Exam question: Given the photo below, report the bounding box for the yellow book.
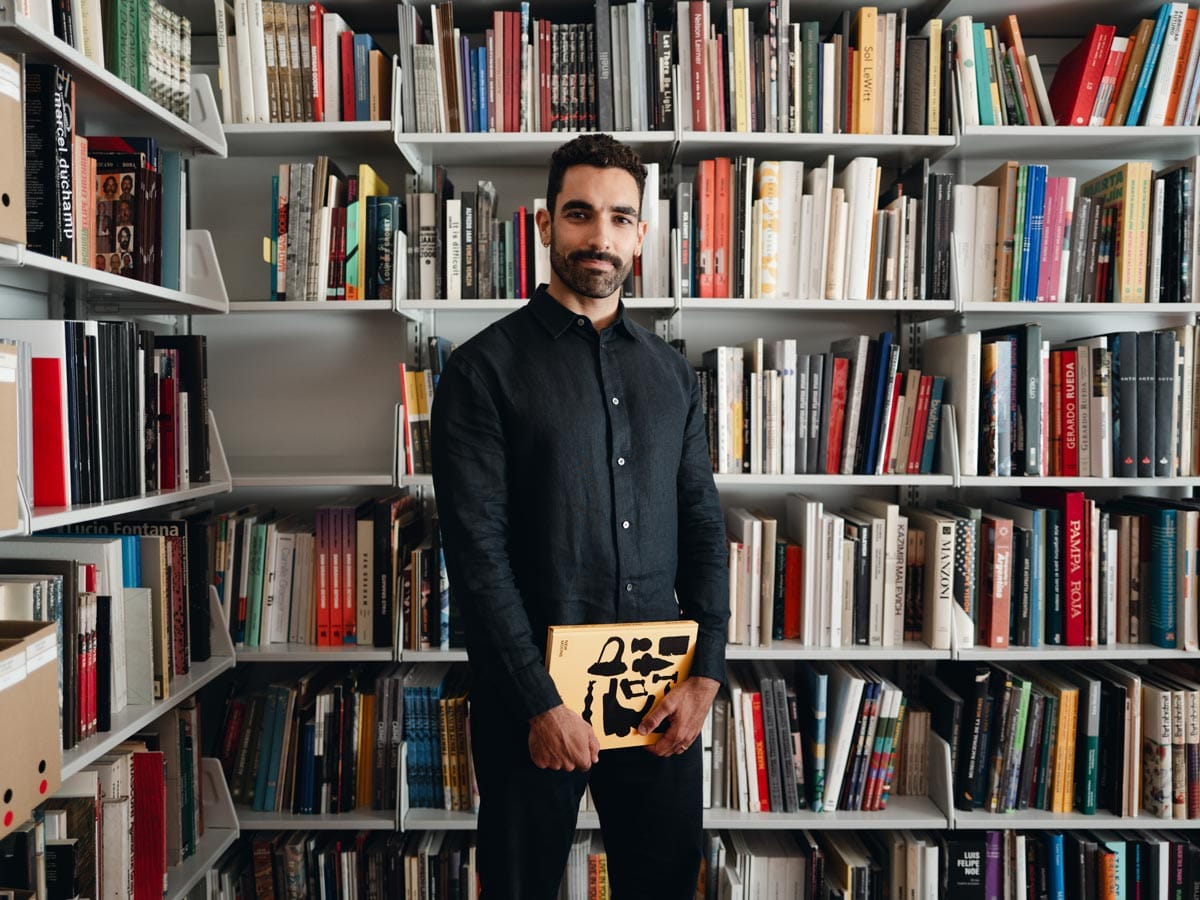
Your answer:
[545,620,699,749]
[923,18,942,135]
[983,28,1003,123]
[755,161,781,298]
[733,9,748,132]
[854,6,878,134]
[350,163,390,300]
[1079,162,1153,302]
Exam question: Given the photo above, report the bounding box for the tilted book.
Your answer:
[545,620,698,750]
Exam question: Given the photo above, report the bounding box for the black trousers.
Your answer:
[469,693,703,900]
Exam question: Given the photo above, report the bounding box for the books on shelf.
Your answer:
[956,6,1200,128]
[218,663,408,815]
[19,0,192,119]
[399,2,946,136]
[212,491,429,651]
[213,0,392,125]
[23,69,190,289]
[699,331,946,477]
[934,326,1200,480]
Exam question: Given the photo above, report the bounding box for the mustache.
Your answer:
[568,250,623,267]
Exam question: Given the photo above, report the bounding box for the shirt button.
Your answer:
[611,397,620,406]
[577,317,586,326]
[617,457,626,466]
[625,583,633,592]
[622,520,630,529]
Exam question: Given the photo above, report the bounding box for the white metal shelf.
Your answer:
[952,125,1200,160]
[229,300,396,313]
[62,652,235,780]
[402,648,468,663]
[165,759,239,900]
[236,644,395,663]
[957,475,1200,488]
[682,299,956,312]
[951,808,1200,829]
[955,643,1196,661]
[30,411,232,532]
[714,474,953,487]
[959,301,1200,315]
[0,239,228,314]
[0,14,225,155]
[229,453,393,488]
[396,131,676,167]
[727,640,950,661]
[402,798,945,831]
[674,132,955,168]
[224,121,396,157]
[236,808,396,830]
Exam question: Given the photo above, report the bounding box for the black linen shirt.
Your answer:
[430,286,729,723]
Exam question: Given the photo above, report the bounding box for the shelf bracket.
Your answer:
[0,240,24,268]
[185,230,230,309]
[189,74,228,158]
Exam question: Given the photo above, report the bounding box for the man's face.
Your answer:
[545,165,644,300]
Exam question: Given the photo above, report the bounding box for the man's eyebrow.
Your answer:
[559,199,639,217]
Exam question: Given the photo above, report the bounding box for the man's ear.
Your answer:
[634,220,649,257]
[535,206,553,248]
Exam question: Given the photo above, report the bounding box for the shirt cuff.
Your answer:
[689,630,727,686]
[510,658,565,721]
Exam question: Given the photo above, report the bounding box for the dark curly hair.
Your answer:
[546,134,646,216]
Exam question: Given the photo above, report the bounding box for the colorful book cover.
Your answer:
[545,620,698,749]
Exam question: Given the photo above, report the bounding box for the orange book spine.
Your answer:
[316,508,331,646]
[1166,9,1198,125]
[342,507,356,643]
[696,160,715,298]
[714,157,732,299]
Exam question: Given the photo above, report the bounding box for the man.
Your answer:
[431,134,728,900]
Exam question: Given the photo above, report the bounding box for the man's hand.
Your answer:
[637,675,721,757]
[528,704,600,772]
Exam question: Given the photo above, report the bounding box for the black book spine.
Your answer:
[1155,330,1177,477]
[23,65,73,261]
[83,332,100,506]
[1082,198,1103,304]
[1013,526,1032,645]
[1164,172,1182,304]
[1181,170,1193,304]
[904,37,928,135]
[365,195,379,299]
[1045,508,1064,644]
[460,192,476,299]
[1016,690,1042,809]
[185,515,212,662]
[853,526,870,645]
[63,323,83,504]
[139,329,158,493]
[1137,330,1157,476]
[95,594,112,732]
[1116,332,1138,476]
[373,503,393,648]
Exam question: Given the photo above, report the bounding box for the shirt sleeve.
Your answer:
[674,364,730,684]
[430,356,563,721]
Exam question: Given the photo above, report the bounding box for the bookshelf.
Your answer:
[0,12,226,155]
[19,0,1190,892]
[164,758,240,900]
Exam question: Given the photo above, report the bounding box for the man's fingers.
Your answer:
[637,694,678,735]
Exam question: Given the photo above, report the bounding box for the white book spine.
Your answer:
[178,391,190,487]
[445,198,462,301]
[821,43,835,133]
[973,186,998,303]
[247,0,270,122]
[1150,178,1166,304]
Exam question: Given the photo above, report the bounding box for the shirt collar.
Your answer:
[529,285,642,343]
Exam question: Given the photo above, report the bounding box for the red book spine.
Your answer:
[690,1,708,130]
[219,699,246,775]
[329,506,344,645]
[825,357,850,474]
[1060,491,1088,646]
[1061,349,1079,477]
[517,207,529,298]
[309,3,325,121]
[507,11,520,132]
[783,543,803,639]
[342,507,356,644]
[131,752,167,900]
[906,375,933,475]
[88,598,97,735]
[714,157,731,298]
[316,508,331,646]
[881,376,903,474]
[30,357,69,507]
[1050,349,1064,476]
[1048,25,1114,126]
[340,30,355,121]
[751,692,770,812]
[983,517,1013,648]
[487,19,499,132]
[158,375,177,491]
[696,160,715,298]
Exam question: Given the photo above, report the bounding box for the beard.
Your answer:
[548,239,632,300]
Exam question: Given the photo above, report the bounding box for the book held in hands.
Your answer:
[545,620,698,750]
